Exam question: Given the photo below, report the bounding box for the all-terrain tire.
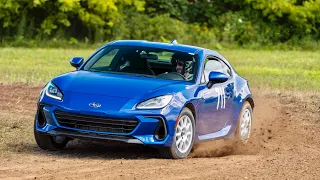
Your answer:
[160,107,195,159]
[235,101,253,144]
[34,120,68,150]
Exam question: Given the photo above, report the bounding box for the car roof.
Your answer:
[106,40,205,54]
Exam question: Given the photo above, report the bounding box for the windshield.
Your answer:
[83,45,198,82]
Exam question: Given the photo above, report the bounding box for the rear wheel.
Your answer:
[34,120,69,150]
[236,101,253,144]
[161,107,195,159]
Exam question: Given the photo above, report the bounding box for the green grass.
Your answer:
[221,50,320,91]
[0,48,94,84]
[0,48,319,91]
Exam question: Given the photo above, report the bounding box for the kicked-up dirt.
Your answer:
[0,84,319,180]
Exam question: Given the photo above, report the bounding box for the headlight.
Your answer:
[45,82,63,101]
[136,95,173,109]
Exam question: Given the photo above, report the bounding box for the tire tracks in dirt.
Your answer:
[0,84,319,179]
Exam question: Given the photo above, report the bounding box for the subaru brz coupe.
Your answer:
[34,40,254,159]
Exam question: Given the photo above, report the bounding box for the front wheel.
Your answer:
[235,101,253,144]
[34,120,69,150]
[160,107,195,159]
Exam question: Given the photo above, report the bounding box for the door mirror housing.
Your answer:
[70,57,84,69]
[207,71,229,88]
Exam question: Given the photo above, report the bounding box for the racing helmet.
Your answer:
[171,52,195,75]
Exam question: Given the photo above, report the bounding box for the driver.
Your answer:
[171,53,194,81]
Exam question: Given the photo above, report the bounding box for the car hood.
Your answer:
[52,70,188,99]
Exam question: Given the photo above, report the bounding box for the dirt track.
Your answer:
[0,84,319,180]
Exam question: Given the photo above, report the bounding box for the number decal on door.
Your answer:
[216,86,226,110]
[199,86,226,110]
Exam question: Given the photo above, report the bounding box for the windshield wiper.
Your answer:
[88,69,99,72]
[88,69,110,73]
[87,70,155,78]
[131,73,156,78]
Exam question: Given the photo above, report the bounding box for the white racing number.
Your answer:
[200,86,226,110]
[216,86,226,110]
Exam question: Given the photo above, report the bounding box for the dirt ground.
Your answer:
[0,84,319,180]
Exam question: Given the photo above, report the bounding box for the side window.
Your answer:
[91,49,119,69]
[203,59,223,82]
[221,61,231,76]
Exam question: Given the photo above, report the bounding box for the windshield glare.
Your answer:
[83,45,197,82]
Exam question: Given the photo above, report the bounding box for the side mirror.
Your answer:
[70,57,84,69]
[208,71,229,88]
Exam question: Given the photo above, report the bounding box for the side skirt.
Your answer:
[197,125,231,141]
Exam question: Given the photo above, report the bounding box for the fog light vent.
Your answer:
[153,117,167,141]
[37,105,47,127]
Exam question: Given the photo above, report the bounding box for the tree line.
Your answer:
[0,0,319,48]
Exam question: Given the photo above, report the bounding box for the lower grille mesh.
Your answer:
[54,111,138,133]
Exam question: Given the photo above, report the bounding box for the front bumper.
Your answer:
[35,103,178,147]
[47,129,143,144]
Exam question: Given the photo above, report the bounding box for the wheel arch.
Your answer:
[245,96,254,109]
[185,103,196,122]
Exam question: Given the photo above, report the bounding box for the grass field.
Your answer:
[0,47,320,179]
[0,47,319,91]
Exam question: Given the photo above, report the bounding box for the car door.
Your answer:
[197,57,234,137]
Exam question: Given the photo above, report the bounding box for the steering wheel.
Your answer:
[157,72,186,80]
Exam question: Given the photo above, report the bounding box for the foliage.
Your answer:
[0,0,145,41]
[118,13,218,47]
[0,0,319,48]
[246,0,320,40]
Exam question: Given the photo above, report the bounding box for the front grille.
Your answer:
[54,111,138,133]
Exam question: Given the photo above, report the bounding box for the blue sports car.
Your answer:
[34,40,254,159]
